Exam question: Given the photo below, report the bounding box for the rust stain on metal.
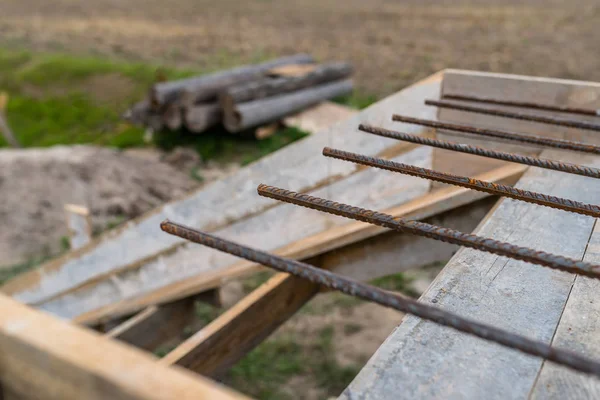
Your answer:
[358,124,600,179]
[160,219,600,378]
[392,114,600,154]
[425,99,600,132]
[256,184,600,280]
[322,147,600,218]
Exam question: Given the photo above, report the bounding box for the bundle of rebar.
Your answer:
[123,54,353,136]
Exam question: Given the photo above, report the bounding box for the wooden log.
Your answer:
[162,103,183,131]
[184,104,221,133]
[220,62,352,108]
[151,54,314,108]
[161,197,496,377]
[0,293,250,400]
[223,79,353,133]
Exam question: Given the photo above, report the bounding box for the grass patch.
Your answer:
[228,335,304,400]
[241,270,275,294]
[1,47,372,166]
[227,323,362,399]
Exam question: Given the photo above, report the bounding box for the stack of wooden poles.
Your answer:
[125,54,353,135]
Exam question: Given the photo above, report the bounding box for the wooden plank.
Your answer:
[428,69,600,184]
[64,204,92,250]
[105,288,221,351]
[105,298,194,352]
[340,150,600,400]
[283,101,358,134]
[0,294,250,400]
[42,145,434,321]
[2,72,442,307]
[530,221,600,398]
[71,163,524,326]
[160,196,496,377]
[223,79,353,132]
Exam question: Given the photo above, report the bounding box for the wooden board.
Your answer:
[40,146,434,321]
[340,149,600,399]
[64,204,92,250]
[427,69,600,181]
[1,72,442,307]
[160,197,496,377]
[283,101,358,134]
[69,163,525,326]
[0,294,250,400]
[530,221,600,398]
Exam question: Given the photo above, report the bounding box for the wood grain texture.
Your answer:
[428,70,600,183]
[0,294,250,400]
[340,149,600,400]
[530,221,600,399]
[1,72,442,307]
[160,197,496,378]
[70,163,524,326]
[160,274,319,376]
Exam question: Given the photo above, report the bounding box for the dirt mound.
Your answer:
[0,145,198,269]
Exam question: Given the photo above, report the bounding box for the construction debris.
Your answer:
[125,54,354,136]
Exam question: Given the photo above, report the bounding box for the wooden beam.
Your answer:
[0,294,250,400]
[105,289,221,352]
[160,274,319,375]
[160,196,496,376]
[73,162,526,326]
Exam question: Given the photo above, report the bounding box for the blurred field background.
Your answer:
[1,1,599,399]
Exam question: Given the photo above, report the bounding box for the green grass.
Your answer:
[227,325,362,400]
[0,47,373,165]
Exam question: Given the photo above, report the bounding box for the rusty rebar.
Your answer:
[392,114,600,155]
[160,219,600,378]
[257,184,600,279]
[322,147,600,218]
[443,94,600,117]
[358,124,600,179]
[426,99,600,132]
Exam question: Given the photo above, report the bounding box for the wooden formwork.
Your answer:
[3,69,600,399]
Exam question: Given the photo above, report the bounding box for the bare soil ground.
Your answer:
[2,0,599,97]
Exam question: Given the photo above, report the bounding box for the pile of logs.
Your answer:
[124,54,353,136]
